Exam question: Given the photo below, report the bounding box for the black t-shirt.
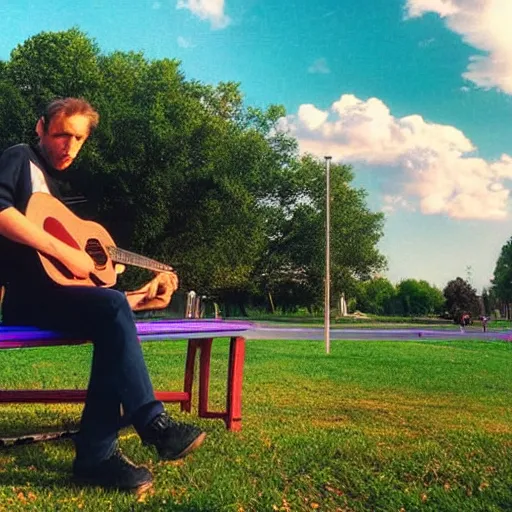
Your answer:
[0,144,63,291]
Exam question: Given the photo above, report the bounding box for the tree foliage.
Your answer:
[355,277,444,316]
[395,279,445,316]
[356,277,397,315]
[258,155,386,312]
[443,277,480,321]
[5,28,102,117]
[0,80,31,152]
[490,237,512,319]
[491,237,512,303]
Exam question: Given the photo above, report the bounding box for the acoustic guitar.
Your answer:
[26,192,174,287]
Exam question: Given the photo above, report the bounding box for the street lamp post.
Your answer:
[324,156,332,354]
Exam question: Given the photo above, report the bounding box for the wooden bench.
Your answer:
[0,319,253,431]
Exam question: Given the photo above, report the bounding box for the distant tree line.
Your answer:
[350,276,485,322]
[354,278,444,316]
[0,28,386,314]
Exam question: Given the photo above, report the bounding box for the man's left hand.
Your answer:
[125,272,179,311]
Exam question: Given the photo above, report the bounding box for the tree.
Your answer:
[0,80,31,152]
[481,287,497,317]
[86,53,272,302]
[491,236,512,319]
[443,277,480,321]
[356,277,397,315]
[395,279,445,316]
[258,155,386,312]
[5,27,102,116]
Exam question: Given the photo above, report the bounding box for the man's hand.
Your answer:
[125,272,179,311]
[0,206,96,279]
[0,206,95,279]
[56,243,96,279]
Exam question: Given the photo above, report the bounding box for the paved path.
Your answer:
[245,324,512,341]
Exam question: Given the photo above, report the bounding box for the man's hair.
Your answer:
[42,97,100,133]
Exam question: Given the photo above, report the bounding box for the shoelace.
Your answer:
[150,414,172,432]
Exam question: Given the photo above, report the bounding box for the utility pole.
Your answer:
[324,156,332,354]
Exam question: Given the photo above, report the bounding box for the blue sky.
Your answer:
[1,0,511,292]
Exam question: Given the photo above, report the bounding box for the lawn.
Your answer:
[0,337,510,511]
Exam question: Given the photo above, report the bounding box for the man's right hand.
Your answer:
[0,206,95,279]
[56,242,96,279]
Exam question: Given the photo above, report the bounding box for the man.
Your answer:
[0,97,205,493]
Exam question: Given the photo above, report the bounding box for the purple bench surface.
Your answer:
[0,319,254,348]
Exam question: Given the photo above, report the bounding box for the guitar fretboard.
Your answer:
[107,246,174,273]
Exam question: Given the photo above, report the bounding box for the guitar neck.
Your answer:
[108,246,174,273]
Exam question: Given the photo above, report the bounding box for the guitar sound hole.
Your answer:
[85,239,108,268]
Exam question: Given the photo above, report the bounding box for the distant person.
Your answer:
[459,313,470,333]
[480,315,489,333]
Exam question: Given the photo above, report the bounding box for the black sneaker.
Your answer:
[141,413,206,461]
[72,449,153,494]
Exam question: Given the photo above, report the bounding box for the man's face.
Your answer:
[38,113,91,171]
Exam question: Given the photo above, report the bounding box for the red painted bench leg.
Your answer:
[225,336,245,431]
[198,338,213,418]
[181,340,198,413]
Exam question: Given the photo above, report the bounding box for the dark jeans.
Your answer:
[2,284,164,466]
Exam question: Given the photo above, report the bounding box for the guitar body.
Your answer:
[26,192,117,287]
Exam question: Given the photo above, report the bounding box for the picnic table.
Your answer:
[0,319,253,431]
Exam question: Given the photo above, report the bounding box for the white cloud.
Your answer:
[382,195,416,214]
[177,36,194,48]
[308,58,330,74]
[405,0,459,18]
[297,104,329,131]
[280,93,512,220]
[405,0,512,94]
[177,0,230,29]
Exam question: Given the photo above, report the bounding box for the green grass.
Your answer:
[242,312,511,331]
[0,338,511,511]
